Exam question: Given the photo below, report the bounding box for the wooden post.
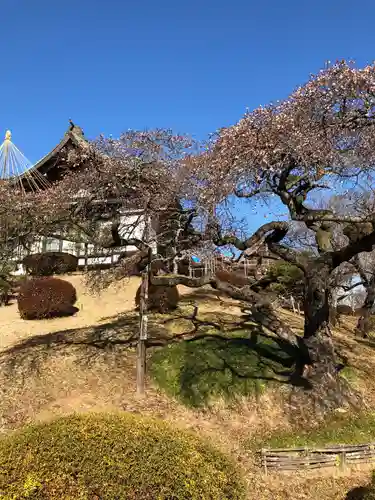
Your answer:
[291,295,296,313]
[261,449,267,475]
[136,216,152,396]
[339,450,347,472]
[137,267,149,396]
[84,243,88,272]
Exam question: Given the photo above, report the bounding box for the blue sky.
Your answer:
[3,0,375,231]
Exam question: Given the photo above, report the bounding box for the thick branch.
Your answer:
[332,230,375,268]
[340,280,366,294]
[351,256,371,286]
[266,242,306,269]
[234,186,266,198]
[150,274,213,288]
[299,212,375,225]
[151,272,299,346]
[214,221,290,252]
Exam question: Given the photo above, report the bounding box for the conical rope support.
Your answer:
[0,130,51,193]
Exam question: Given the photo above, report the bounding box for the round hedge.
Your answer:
[0,412,245,499]
[362,476,375,499]
[22,252,78,276]
[17,277,77,320]
[135,283,179,313]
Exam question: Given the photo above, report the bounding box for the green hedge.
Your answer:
[0,412,245,499]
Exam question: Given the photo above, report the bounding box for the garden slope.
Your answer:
[0,274,375,499]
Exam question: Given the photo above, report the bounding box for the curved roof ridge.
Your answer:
[28,121,88,174]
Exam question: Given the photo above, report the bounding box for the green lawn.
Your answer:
[247,412,375,450]
[150,328,296,407]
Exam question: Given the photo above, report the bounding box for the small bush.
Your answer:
[215,269,250,287]
[0,277,11,306]
[336,304,355,316]
[0,261,18,306]
[358,485,375,500]
[135,283,179,313]
[0,412,245,499]
[17,277,78,320]
[23,252,78,276]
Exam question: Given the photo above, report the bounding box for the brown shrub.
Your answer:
[23,252,78,276]
[0,277,11,306]
[135,283,179,313]
[336,304,355,316]
[17,277,78,320]
[215,269,250,287]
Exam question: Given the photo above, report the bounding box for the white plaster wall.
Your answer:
[12,210,152,274]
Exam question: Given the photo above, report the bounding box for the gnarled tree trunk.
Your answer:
[357,277,375,337]
[289,265,361,422]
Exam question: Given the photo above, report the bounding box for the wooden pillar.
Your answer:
[84,243,88,272]
[137,264,149,396]
[136,216,152,396]
[291,295,296,313]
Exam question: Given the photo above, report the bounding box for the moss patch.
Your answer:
[150,329,295,407]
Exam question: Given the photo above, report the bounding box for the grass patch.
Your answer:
[339,365,359,385]
[150,329,296,407]
[0,412,246,499]
[247,412,375,450]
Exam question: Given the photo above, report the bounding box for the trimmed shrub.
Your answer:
[0,412,245,499]
[23,252,78,276]
[351,485,374,499]
[135,283,179,313]
[336,304,355,316]
[0,261,18,306]
[0,277,11,306]
[17,277,78,320]
[215,269,250,287]
[362,480,375,499]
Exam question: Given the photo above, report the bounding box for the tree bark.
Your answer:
[289,264,361,422]
[357,276,375,337]
[303,265,331,341]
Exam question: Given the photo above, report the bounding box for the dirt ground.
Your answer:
[0,275,141,351]
[0,274,242,350]
[0,273,374,499]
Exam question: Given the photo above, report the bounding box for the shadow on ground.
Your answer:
[0,304,307,411]
[0,311,166,375]
[150,325,300,407]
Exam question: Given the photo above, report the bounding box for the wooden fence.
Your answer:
[261,443,375,473]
